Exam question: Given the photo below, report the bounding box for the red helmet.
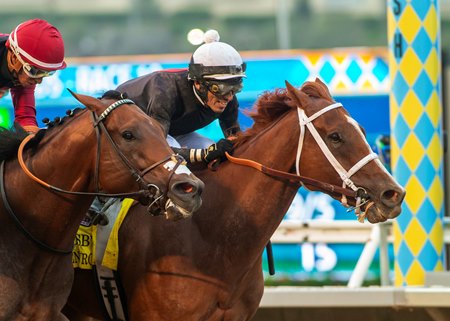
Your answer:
[6,19,66,73]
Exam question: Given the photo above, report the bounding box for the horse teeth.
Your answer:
[356,213,366,223]
[164,199,192,219]
[358,213,366,223]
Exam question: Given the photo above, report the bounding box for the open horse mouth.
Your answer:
[164,179,204,221]
[164,198,199,221]
[356,186,406,223]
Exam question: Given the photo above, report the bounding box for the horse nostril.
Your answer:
[381,188,406,206]
[176,182,195,194]
[172,180,204,197]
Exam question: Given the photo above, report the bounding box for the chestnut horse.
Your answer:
[65,79,405,321]
[0,91,203,321]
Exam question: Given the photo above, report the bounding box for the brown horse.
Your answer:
[0,91,203,321]
[65,79,405,321]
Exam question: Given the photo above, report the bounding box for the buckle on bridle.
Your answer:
[356,187,369,201]
[145,184,164,216]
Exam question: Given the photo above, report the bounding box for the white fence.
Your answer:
[260,218,450,310]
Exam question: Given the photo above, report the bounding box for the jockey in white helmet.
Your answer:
[117,30,246,164]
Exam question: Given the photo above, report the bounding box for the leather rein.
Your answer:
[2,99,181,254]
[225,152,357,198]
[17,99,180,199]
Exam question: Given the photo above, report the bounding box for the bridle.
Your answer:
[17,99,182,199]
[1,99,183,254]
[226,102,378,222]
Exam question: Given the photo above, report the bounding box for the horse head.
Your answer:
[54,90,204,220]
[283,78,405,223]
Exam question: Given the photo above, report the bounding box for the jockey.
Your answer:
[116,29,245,164]
[0,19,66,133]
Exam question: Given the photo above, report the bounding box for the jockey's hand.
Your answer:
[23,125,40,134]
[203,139,234,163]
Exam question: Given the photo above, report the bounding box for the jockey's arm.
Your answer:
[11,85,38,131]
[172,138,234,164]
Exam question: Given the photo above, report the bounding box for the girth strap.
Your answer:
[0,161,73,254]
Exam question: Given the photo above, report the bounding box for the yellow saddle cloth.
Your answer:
[72,198,134,270]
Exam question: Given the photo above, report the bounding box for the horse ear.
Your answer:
[314,78,333,97]
[67,88,104,112]
[285,80,309,108]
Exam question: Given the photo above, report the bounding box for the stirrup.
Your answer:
[87,209,109,226]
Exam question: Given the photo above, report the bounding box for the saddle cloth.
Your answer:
[72,198,134,270]
[73,198,134,321]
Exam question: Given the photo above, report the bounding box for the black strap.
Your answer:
[93,266,115,321]
[0,161,73,255]
[93,266,129,321]
[266,241,275,276]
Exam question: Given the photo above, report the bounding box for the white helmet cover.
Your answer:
[189,30,246,81]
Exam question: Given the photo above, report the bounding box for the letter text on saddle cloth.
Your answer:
[72,198,134,270]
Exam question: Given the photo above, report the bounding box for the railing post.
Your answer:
[387,0,445,285]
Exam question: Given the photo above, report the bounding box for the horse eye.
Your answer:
[122,131,135,141]
[328,132,342,143]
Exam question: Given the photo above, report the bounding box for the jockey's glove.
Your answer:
[173,139,234,164]
[203,139,234,163]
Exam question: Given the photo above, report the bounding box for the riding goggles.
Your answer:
[205,80,243,99]
[16,53,56,78]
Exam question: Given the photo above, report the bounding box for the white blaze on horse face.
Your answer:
[345,116,372,152]
[374,158,392,176]
[346,116,375,154]
[346,115,392,176]
[163,160,193,175]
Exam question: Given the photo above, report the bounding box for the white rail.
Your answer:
[271,220,392,244]
[271,218,450,244]
[260,286,450,307]
[270,218,450,287]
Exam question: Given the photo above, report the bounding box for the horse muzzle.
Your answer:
[143,176,204,220]
[359,185,406,223]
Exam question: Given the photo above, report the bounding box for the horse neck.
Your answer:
[4,120,97,248]
[199,110,301,256]
[30,121,97,192]
[240,111,299,168]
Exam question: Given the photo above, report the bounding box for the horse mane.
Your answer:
[0,124,28,162]
[0,107,86,163]
[25,90,125,148]
[0,90,125,162]
[234,80,333,147]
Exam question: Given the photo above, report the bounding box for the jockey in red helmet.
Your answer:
[0,19,66,133]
